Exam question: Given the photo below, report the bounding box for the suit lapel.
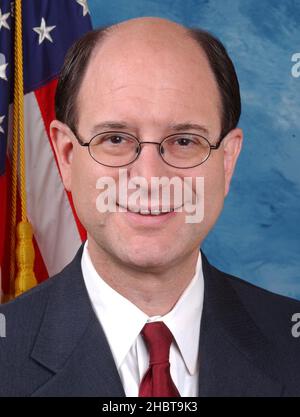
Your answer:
[198,252,284,397]
[30,245,125,397]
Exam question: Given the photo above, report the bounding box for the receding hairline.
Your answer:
[99,16,189,38]
[55,18,241,138]
[74,18,219,120]
[86,17,197,63]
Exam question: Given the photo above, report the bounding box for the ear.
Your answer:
[50,120,75,191]
[222,128,243,197]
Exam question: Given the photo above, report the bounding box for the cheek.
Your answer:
[70,155,105,223]
[204,163,225,197]
[204,173,225,213]
[192,158,225,225]
[205,169,225,226]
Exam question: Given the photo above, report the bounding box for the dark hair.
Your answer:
[55,28,109,132]
[55,26,241,138]
[188,28,241,138]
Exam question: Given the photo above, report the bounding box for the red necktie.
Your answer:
[139,321,180,397]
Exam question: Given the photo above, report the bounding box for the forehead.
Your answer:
[76,26,222,135]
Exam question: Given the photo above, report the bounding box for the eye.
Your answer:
[175,137,195,146]
[168,135,200,147]
[92,133,134,147]
[104,134,126,145]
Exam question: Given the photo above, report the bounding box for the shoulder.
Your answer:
[219,266,300,315]
[209,262,300,351]
[0,270,64,360]
[0,244,84,322]
[0,261,70,317]
[0,245,84,364]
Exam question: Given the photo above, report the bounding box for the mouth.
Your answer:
[116,203,182,216]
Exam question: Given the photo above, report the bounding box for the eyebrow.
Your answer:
[90,121,210,136]
[169,123,210,136]
[90,121,129,134]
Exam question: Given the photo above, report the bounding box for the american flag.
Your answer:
[0,0,91,301]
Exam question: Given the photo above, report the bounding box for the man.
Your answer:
[1,17,300,397]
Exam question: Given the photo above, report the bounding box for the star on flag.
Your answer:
[33,17,56,45]
[0,115,5,134]
[0,8,10,31]
[76,0,90,17]
[0,54,8,81]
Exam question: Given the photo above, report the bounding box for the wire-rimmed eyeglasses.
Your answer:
[75,130,224,169]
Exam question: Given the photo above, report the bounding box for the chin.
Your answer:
[119,243,174,270]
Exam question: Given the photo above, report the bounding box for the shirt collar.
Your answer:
[81,241,204,375]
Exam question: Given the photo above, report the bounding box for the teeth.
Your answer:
[137,208,175,215]
[118,202,177,214]
[151,210,163,215]
[120,205,175,215]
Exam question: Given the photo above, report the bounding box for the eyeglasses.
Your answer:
[75,130,224,169]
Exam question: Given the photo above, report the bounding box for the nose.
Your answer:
[128,141,170,181]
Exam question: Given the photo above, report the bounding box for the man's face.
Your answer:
[52,20,242,271]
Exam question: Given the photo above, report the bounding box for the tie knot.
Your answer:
[141,321,174,365]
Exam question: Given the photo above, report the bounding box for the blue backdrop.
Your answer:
[88,0,300,299]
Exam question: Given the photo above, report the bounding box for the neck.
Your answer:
[87,238,200,316]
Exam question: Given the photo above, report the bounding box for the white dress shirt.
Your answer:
[81,241,204,397]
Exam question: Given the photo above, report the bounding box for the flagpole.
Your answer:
[10,0,37,298]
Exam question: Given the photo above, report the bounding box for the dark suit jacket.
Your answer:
[1,244,300,397]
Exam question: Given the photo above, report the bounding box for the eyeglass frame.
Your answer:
[73,129,225,169]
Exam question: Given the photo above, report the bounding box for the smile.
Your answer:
[116,203,181,216]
